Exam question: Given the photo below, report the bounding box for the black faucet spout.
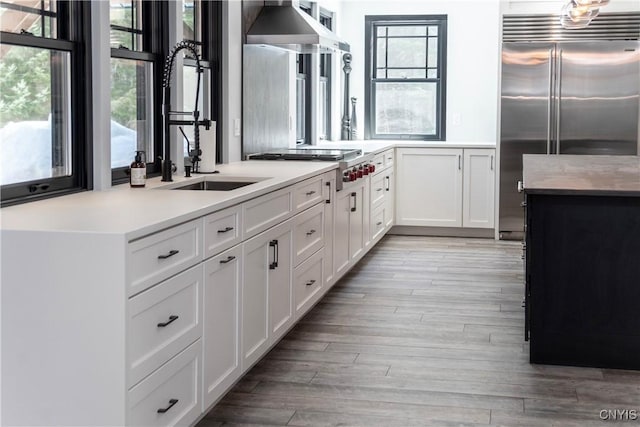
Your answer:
[161,41,209,182]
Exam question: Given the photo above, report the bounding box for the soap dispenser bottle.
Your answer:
[130,151,146,188]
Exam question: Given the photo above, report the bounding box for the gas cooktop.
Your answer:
[248,148,362,162]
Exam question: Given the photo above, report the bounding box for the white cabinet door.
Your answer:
[384,170,395,228]
[268,222,294,343]
[203,245,242,411]
[334,188,351,278]
[241,232,270,369]
[349,183,366,261]
[323,174,336,288]
[241,220,293,370]
[463,149,495,229]
[396,148,463,227]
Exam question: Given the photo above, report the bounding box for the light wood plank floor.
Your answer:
[197,235,640,427]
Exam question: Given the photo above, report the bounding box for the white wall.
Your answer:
[338,0,501,144]
[501,0,640,15]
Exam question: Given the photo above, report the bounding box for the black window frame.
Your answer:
[110,0,167,184]
[181,0,223,164]
[0,0,93,206]
[296,3,312,145]
[364,15,447,141]
[319,11,332,141]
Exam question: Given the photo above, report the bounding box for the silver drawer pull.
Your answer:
[157,399,179,414]
[306,190,316,196]
[376,221,383,226]
[305,280,316,286]
[157,315,179,328]
[158,250,179,260]
[376,188,383,192]
[306,229,316,236]
[377,162,382,166]
[217,226,234,233]
[220,255,236,264]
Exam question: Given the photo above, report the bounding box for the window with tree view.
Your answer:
[365,15,447,140]
[0,0,90,204]
[110,0,164,182]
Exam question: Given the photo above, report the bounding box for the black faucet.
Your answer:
[161,41,211,182]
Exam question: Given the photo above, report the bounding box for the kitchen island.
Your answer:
[523,154,640,370]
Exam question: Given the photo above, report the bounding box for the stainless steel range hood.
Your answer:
[246,0,350,54]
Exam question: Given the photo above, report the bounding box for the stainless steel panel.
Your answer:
[557,41,640,155]
[499,43,554,237]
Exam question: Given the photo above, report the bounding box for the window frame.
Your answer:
[0,0,93,206]
[318,11,332,141]
[110,0,167,184]
[364,14,447,141]
[181,0,223,164]
[295,3,312,146]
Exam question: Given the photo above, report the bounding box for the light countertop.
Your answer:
[315,140,496,154]
[523,154,640,196]
[0,161,337,240]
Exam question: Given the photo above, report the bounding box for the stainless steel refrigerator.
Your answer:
[499,41,640,240]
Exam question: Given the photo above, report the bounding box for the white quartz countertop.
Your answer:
[315,140,496,154]
[0,161,337,240]
[523,154,640,195]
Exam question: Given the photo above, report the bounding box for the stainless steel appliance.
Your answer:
[499,15,640,240]
[247,148,367,190]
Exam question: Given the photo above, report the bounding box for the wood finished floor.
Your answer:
[196,235,640,427]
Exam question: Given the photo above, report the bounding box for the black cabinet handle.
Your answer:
[306,229,316,236]
[158,250,179,260]
[350,192,357,212]
[157,315,179,328]
[306,280,316,286]
[269,240,278,270]
[376,188,383,192]
[377,221,383,226]
[306,190,316,196]
[325,181,331,204]
[157,399,179,414]
[385,176,390,191]
[217,226,234,233]
[220,255,236,264]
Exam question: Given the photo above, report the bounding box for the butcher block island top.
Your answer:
[522,154,640,195]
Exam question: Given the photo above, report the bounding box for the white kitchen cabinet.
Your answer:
[397,148,463,227]
[241,219,293,370]
[334,177,368,277]
[463,149,495,229]
[202,245,242,411]
[396,148,495,229]
[322,171,336,288]
[293,248,324,318]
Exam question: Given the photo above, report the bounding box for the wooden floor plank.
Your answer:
[196,235,639,427]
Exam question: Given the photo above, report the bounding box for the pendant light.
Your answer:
[560,0,610,29]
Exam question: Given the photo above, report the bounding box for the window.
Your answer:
[0,0,91,205]
[319,12,332,140]
[365,15,447,140]
[296,3,312,145]
[181,0,221,164]
[110,0,166,183]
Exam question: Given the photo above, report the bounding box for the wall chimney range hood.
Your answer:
[246,0,350,54]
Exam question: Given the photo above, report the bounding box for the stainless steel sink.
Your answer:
[171,181,258,191]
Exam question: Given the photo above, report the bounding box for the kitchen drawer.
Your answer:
[128,340,201,427]
[127,265,203,388]
[293,202,324,266]
[371,153,385,174]
[243,186,293,240]
[293,248,324,317]
[204,205,242,259]
[293,175,324,212]
[127,219,203,297]
[383,149,395,169]
[371,205,386,242]
[370,173,386,210]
